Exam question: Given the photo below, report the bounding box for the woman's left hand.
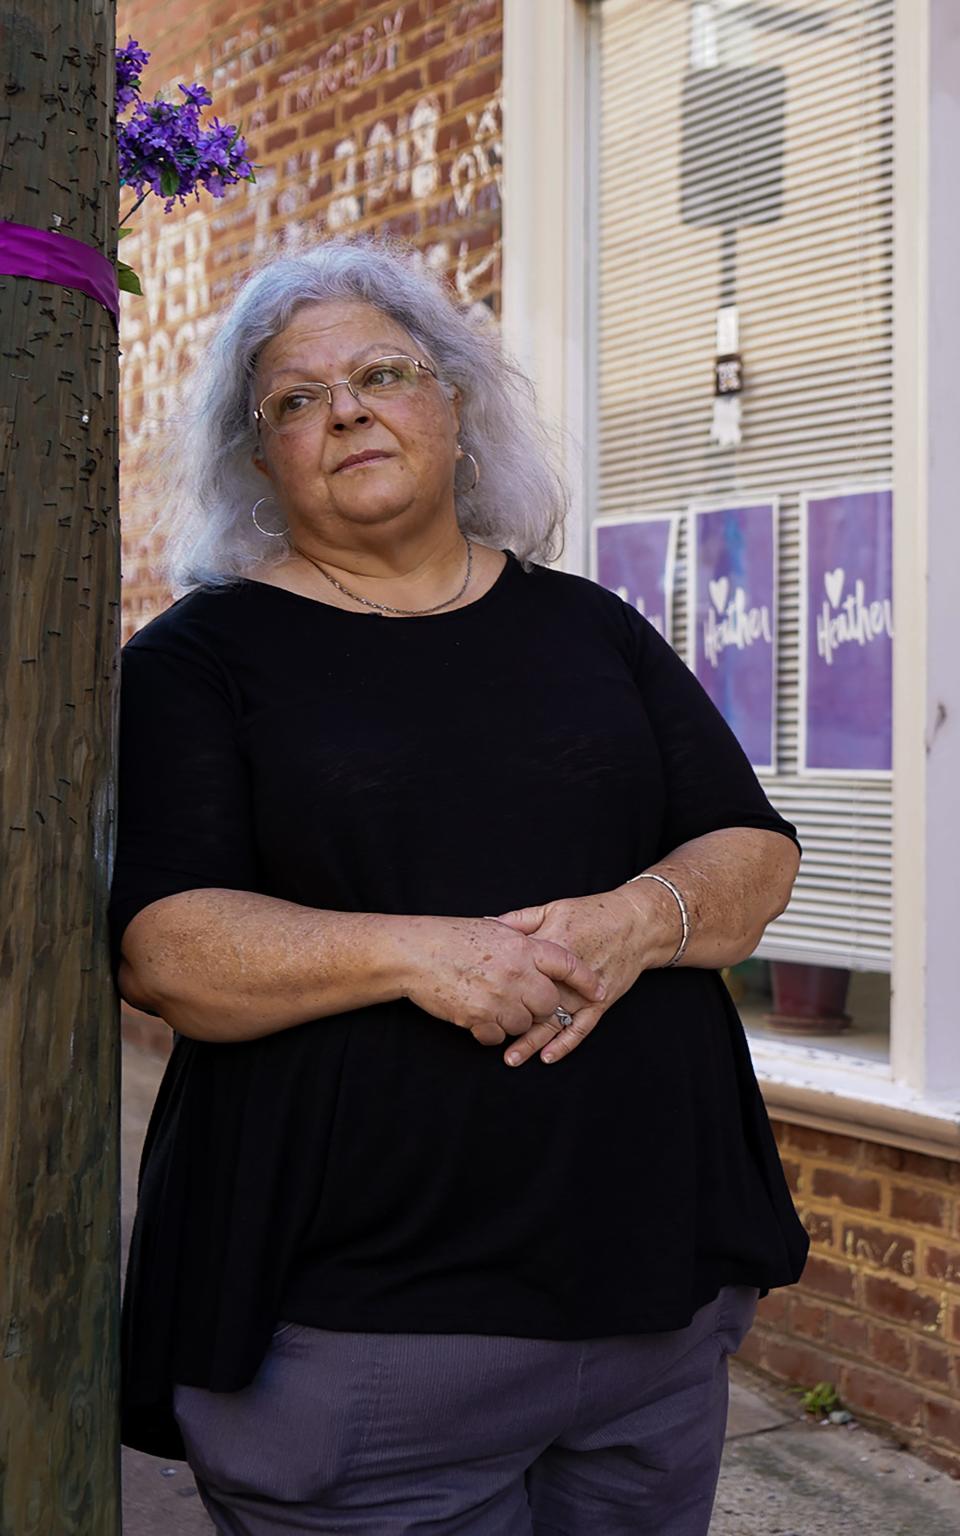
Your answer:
[491,889,658,1066]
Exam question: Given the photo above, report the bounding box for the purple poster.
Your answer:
[688,501,778,772]
[593,515,678,639]
[801,487,893,775]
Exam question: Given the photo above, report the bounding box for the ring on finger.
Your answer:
[553,1006,574,1029]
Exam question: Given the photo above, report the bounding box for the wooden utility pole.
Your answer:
[0,3,121,1533]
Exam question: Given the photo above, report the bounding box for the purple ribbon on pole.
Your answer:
[0,220,119,320]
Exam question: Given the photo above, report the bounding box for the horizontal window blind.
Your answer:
[593,0,894,969]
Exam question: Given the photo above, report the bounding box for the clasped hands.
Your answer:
[401,889,656,1068]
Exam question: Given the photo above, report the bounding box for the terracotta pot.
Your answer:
[764,960,852,1035]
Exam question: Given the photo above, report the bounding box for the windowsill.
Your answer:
[746,1032,960,1160]
[743,1014,890,1065]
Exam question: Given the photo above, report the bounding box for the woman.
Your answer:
[112,237,808,1535]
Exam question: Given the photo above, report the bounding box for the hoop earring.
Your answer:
[456,448,480,494]
[251,496,288,538]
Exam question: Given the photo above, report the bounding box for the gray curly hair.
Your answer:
[157,237,568,591]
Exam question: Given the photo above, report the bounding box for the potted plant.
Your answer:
[764,960,852,1035]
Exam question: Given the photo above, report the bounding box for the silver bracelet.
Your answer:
[628,872,690,968]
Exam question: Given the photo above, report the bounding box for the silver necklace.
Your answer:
[295,538,473,616]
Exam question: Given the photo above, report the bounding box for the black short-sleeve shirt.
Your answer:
[112,554,808,1457]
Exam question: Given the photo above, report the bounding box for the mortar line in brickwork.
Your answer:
[262,84,500,137]
[201,3,489,84]
[121,194,501,257]
[233,35,500,107]
[201,218,500,263]
[781,1127,960,1178]
[239,99,500,166]
[126,0,460,56]
[253,146,502,193]
[751,1312,957,1375]
[222,85,501,148]
[116,186,501,260]
[157,0,429,57]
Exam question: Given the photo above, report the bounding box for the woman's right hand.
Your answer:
[384,915,606,1047]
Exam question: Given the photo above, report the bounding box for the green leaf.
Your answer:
[799,1381,841,1418]
[159,167,180,198]
[117,261,143,297]
[117,227,134,241]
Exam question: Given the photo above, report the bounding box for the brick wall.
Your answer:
[741,1121,960,1476]
[116,0,502,638]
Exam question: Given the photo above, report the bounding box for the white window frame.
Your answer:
[501,0,960,1156]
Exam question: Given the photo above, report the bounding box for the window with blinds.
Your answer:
[592,0,894,970]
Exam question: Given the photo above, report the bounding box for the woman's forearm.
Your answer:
[119,829,797,1040]
[616,827,800,971]
[121,890,608,1048]
[118,889,412,1042]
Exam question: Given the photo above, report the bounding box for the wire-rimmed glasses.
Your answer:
[254,354,440,434]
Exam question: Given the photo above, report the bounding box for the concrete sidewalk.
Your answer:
[121,1042,960,1534]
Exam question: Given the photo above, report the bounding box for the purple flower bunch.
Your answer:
[116,37,150,112]
[116,39,254,214]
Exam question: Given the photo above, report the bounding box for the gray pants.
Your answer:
[173,1285,758,1535]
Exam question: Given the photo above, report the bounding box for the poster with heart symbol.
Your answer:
[591,514,679,641]
[687,500,778,772]
[799,486,893,775]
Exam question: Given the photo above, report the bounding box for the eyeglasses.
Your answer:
[254,354,440,435]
